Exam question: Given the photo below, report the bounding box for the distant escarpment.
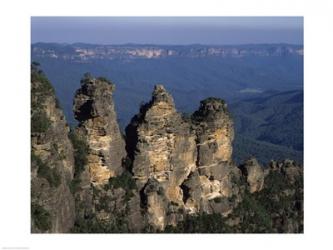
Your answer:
[32,43,303,61]
[31,66,303,233]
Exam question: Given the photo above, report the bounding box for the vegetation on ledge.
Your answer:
[68,128,89,193]
[31,203,52,232]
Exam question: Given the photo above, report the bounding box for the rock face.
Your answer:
[31,64,75,233]
[126,85,240,230]
[71,75,144,233]
[182,98,240,217]
[193,98,234,164]
[126,85,197,229]
[73,75,126,185]
[240,158,264,193]
[129,85,197,187]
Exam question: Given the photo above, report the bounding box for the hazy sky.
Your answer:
[31,17,303,45]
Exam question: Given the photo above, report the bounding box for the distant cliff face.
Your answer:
[32,43,303,61]
[73,75,126,185]
[31,64,75,233]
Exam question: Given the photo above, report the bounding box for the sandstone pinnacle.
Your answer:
[73,75,126,185]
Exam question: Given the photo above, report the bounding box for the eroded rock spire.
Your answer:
[126,85,240,230]
[127,84,197,229]
[73,75,126,185]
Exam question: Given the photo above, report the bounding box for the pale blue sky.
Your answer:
[31,17,303,45]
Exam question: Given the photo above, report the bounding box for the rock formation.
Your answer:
[222,159,303,233]
[70,75,144,232]
[240,157,265,193]
[31,67,303,233]
[126,85,197,229]
[182,97,241,217]
[31,63,75,233]
[193,97,234,164]
[73,74,126,185]
[125,85,242,230]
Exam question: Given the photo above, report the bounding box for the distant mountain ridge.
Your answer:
[32,43,303,61]
[230,89,303,164]
[231,89,303,151]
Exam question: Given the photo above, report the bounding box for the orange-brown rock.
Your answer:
[182,97,240,217]
[73,75,126,186]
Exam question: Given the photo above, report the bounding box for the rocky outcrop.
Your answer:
[31,67,303,233]
[270,159,302,184]
[71,75,134,232]
[128,85,197,188]
[31,64,75,233]
[126,85,197,229]
[240,158,264,193]
[182,97,240,217]
[73,75,126,185]
[71,75,144,233]
[193,97,234,165]
[126,85,240,230]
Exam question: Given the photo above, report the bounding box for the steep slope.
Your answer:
[230,90,303,164]
[233,134,303,165]
[31,63,75,233]
[231,90,303,151]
